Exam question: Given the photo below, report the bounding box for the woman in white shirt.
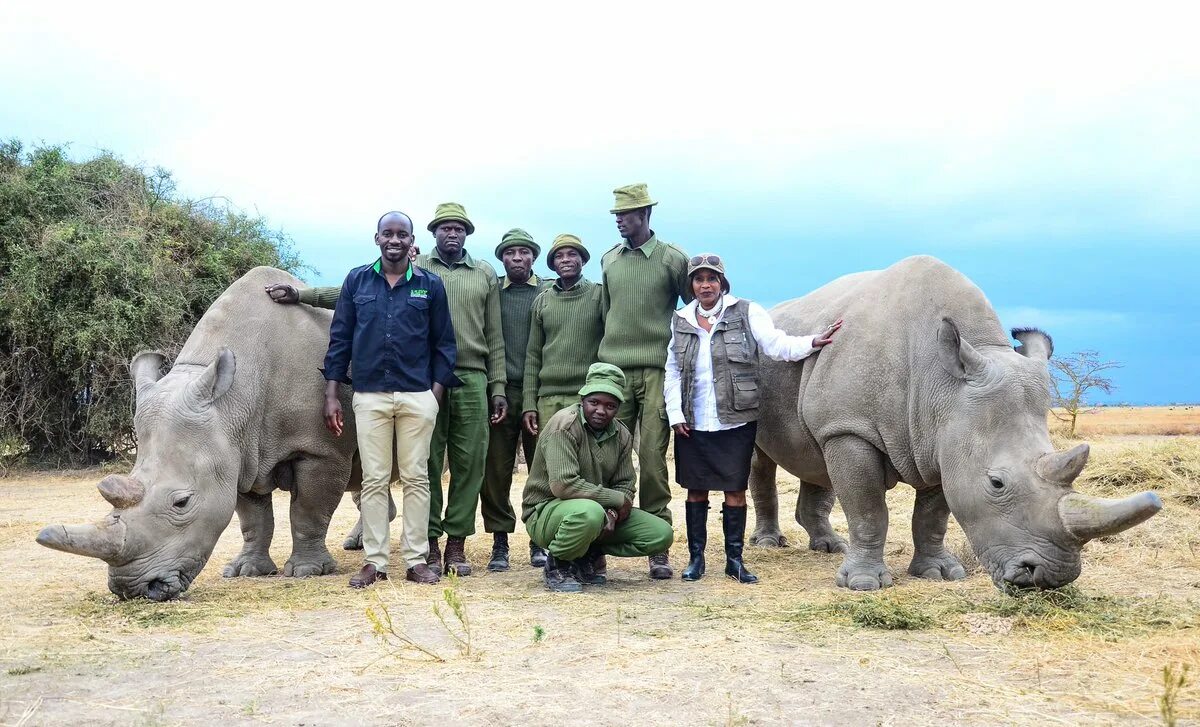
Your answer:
[664,254,841,583]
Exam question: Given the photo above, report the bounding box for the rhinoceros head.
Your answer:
[37,349,241,601]
[934,319,1161,590]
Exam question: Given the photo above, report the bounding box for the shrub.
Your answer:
[0,141,303,464]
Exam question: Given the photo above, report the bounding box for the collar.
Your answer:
[430,246,476,268]
[677,294,740,327]
[554,275,588,292]
[620,232,660,257]
[502,273,539,289]
[576,405,617,442]
[372,258,414,283]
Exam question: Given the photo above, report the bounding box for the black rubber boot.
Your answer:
[681,501,708,581]
[544,552,583,593]
[723,505,758,584]
[487,532,510,572]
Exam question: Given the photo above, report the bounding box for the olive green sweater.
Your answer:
[299,249,506,396]
[521,277,605,410]
[500,274,551,385]
[598,233,691,370]
[520,404,635,522]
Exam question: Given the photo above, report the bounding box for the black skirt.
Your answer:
[673,421,758,492]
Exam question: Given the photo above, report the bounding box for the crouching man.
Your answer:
[520,363,675,592]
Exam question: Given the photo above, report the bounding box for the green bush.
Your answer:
[0,140,303,465]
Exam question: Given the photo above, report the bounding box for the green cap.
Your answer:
[578,362,626,402]
[427,202,475,235]
[545,233,590,269]
[494,228,540,260]
[610,183,658,214]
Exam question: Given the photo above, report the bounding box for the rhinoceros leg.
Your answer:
[224,491,280,577]
[748,446,787,547]
[282,459,344,577]
[825,435,894,590]
[796,482,847,553]
[907,487,967,581]
[343,490,398,551]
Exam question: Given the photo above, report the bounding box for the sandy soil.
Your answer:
[1,442,1197,726]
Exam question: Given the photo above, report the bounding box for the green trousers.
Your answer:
[481,384,536,533]
[615,366,672,526]
[526,498,675,561]
[535,393,579,431]
[428,369,489,539]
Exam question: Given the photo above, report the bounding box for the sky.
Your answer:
[2,3,1197,403]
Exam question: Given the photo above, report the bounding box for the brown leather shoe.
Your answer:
[405,563,440,585]
[349,564,387,589]
[648,551,673,580]
[427,538,442,571]
[444,536,472,576]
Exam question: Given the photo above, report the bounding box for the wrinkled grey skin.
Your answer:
[749,255,1162,590]
[37,267,361,601]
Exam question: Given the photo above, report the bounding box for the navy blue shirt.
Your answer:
[323,260,458,392]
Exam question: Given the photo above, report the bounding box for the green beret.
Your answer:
[495,228,540,260]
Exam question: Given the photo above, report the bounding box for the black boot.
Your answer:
[529,543,548,568]
[544,552,582,593]
[723,505,758,584]
[572,544,607,585]
[682,501,708,581]
[487,532,510,572]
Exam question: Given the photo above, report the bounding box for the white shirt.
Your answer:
[664,295,818,432]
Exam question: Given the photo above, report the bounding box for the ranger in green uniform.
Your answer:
[522,363,675,592]
[598,184,691,579]
[482,228,551,572]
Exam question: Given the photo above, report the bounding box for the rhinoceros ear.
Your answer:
[184,348,237,409]
[130,351,166,404]
[937,318,988,381]
[1012,327,1054,361]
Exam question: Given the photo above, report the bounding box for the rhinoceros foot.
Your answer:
[750,530,789,548]
[836,560,894,591]
[342,527,364,551]
[907,552,967,581]
[284,552,337,578]
[223,553,279,578]
[808,533,848,553]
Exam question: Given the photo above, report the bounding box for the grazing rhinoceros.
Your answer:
[749,255,1161,590]
[36,266,364,601]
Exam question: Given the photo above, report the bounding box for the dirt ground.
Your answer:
[1,436,1198,726]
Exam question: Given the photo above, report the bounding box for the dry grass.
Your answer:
[1,433,1198,724]
[1051,405,1200,437]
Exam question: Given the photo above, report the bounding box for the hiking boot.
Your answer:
[444,536,472,576]
[723,505,758,584]
[544,553,582,593]
[529,543,548,568]
[572,545,607,586]
[648,551,673,580]
[349,564,387,589]
[405,563,440,585]
[682,500,709,581]
[426,537,442,572]
[488,532,511,572]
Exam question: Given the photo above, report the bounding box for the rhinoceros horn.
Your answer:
[98,475,144,509]
[1058,491,1164,542]
[1036,443,1090,483]
[36,520,126,562]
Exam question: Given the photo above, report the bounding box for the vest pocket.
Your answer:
[722,329,752,363]
[731,375,759,410]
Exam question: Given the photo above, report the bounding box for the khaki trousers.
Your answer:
[352,390,439,571]
[615,366,672,527]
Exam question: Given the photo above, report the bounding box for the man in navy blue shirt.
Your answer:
[323,211,458,588]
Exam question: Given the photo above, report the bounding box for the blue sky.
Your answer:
[2,3,1197,403]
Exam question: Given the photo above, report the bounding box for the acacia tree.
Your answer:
[1050,351,1122,437]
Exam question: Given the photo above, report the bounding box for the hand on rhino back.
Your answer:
[37,267,357,600]
[748,255,1161,591]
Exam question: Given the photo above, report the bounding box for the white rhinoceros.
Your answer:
[37,266,363,600]
[748,255,1161,590]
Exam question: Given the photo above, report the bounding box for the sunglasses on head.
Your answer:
[690,254,722,267]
